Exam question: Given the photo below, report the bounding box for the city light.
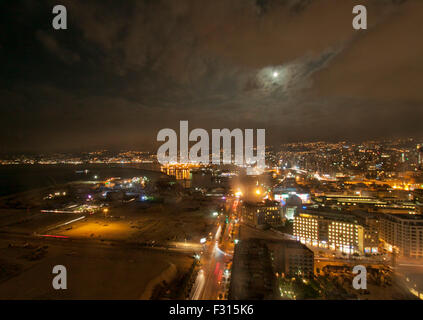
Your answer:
[2,1,423,305]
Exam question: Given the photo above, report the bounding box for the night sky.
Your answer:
[1,0,422,153]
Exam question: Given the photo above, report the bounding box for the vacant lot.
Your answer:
[0,238,192,299]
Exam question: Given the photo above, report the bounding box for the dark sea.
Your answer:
[0,164,163,197]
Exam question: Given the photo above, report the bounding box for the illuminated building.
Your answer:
[318,194,385,206]
[161,164,192,180]
[274,192,310,204]
[161,164,195,188]
[241,200,282,227]
[349,211,380,254]
[372,202,422,215]
[272,179,311,204]
[284,205,299,221]
[293,211,379,254]
[379,213,423,258]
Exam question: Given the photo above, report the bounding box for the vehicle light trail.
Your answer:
[58,215,86,227]
[216,246,232,257]
[215,225,222,240]
[190,269,205,300]
[44,215,86,232]
[39,234,69,239]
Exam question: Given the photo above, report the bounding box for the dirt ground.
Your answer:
[51,201,217,244]
[0,237,192,299]
[0,197,215,299]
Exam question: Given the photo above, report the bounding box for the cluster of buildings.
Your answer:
[10,139,423,260]
[99,176,148,201]
[276,138,423,177]
[236,175,423,259]
[292,209,423,259]
[0,150,156,165]
[40,176,152,216]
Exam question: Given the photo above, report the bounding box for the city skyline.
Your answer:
[2,0,423,304]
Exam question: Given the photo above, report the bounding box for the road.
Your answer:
[200,239,230,299]
[0,229,199,256]
[190,197,239,300]
[190,269,206,300]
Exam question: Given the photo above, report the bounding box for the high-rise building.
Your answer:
[293,210,379,254]
[241,200,282,227]
[229,239,276,299]
[266,239,314,278]
[379,213,423,258]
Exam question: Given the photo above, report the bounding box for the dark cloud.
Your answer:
[0,0,422,153]
[36,30,80,63]
[314,0,423,102]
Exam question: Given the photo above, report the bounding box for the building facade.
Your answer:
[293,210,379,254]
[266,239,314,278]
[380,213,423,258]
[241,200,282,227]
